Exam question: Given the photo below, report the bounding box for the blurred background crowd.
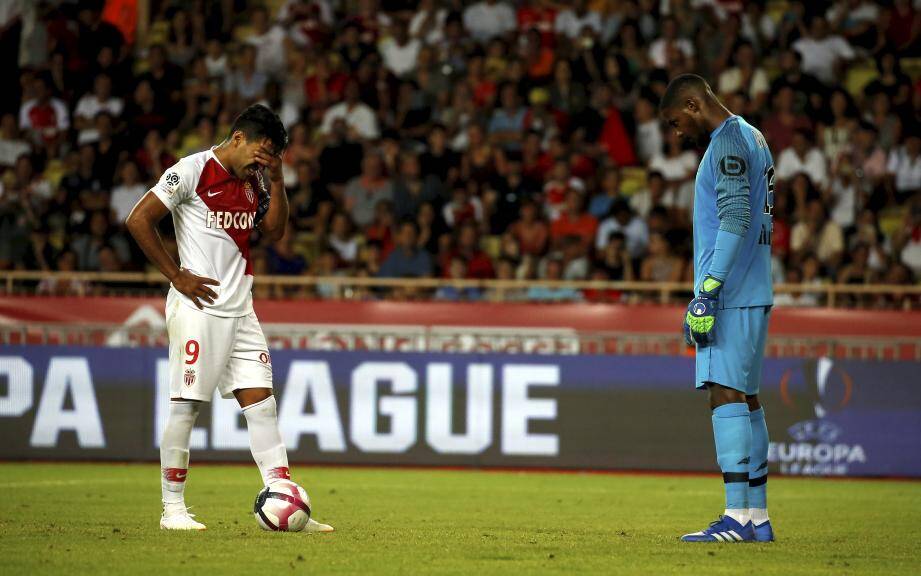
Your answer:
[1,0,920,306]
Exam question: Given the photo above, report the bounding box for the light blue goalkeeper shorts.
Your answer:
[695,305,772,395]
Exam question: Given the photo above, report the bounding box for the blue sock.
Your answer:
[711,403,751,513]
[748,407,769,512]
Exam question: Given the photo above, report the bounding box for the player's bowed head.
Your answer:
[659,74,733,148]
[214,104,289,181]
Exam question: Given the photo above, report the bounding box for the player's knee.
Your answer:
[235,388,273,408]
[706,383,745,409]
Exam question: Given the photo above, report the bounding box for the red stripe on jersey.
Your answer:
[194,158,258,275]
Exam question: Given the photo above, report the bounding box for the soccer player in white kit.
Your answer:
[126,105,333,532]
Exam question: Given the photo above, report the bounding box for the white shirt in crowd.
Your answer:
[554,9,603,39]
[776,147,829,188]
[648,38,695,69]
[717,67,769,100]
[792,35,855,85]
[320,102,380,140]
[74,95,123,123]
[887,147,921,193]
[246,25,288,80]
[110,182,148,223]
[462,1,516,42]
[380,37,421,77]
[0,137,30,168]
[409,9,447,45]
[595,215,649,258]
[635,119,663,164]
[648,151,698,211]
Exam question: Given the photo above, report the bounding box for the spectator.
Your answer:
[818,89,857,168]
[717,41,768,113]
[0,113,30,169]
[511,200,549,257]
[463,0,516,43]
[245,6,288,80]
[488,83,527,151]
[435,257,482,301]
[74,74,123,143]
[648,16,694,70]
[791,199,845,270]
[554,0,602,40]
[633,97,663,164]
[71,211,131,271]
[19,75,69,155]
[597,231,635,281]
[344,152,393,228]
[443,183,484,228]
[409,0,448,45]
[392,152,442,221]
[588,167,622,220]
[527,256,582,301]
[551,189,597,252]
[887,136,921,199]
[224,44,268,110]
[379,219,433,278]
[419,123,460,185]
[630,171,666,219]
[648,130,697,214]
[321,79,380,141]
[380,20,421,78]
[37,251,88,296]
[776,130,828,189]
[595,200,649,259]
[326,211,359,266]
[792,15,855,85]
[639,232,683,283]
[110,161,146,224]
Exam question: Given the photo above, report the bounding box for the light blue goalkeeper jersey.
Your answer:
[693,115,774,309]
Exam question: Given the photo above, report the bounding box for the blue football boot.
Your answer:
[681,515,755,542]
[753,520,775,542]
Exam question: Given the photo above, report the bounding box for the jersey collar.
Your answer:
[209,146,233,177]
[710,114,738,140]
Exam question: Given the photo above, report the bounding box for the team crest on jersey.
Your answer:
[184,368,196,387]
[244,181,254,204]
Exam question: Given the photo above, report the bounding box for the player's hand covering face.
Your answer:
[253,144,282,184]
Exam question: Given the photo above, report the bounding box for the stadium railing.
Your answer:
[2,271,920,308]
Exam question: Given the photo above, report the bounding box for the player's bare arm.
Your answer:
[125,193,219,309]
[253,144,288,242]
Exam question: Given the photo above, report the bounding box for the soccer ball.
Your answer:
[253,480,311,532]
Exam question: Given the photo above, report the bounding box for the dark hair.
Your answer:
[659,74,712,113]
[229,104,288,152]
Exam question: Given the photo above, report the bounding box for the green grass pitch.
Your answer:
[1,463,919,575]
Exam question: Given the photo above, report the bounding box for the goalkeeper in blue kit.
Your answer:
[660,75,775,543]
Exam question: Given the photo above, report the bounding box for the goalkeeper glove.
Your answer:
[684,275,722,347]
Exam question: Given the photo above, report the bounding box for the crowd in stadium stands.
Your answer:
[0,0,920,307]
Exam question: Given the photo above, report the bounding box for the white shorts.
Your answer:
[166,298,273,402]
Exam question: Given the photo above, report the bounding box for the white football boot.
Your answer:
[303,518,334,533]
[160,503,207,531]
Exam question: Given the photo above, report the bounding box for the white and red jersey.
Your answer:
[152,148,268,317]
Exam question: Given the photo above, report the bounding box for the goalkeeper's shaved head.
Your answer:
[659,74,729,147]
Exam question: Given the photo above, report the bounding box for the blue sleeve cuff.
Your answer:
[707,229,745,283]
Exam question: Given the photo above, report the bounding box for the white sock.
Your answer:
[242,395,290,485]
[724,508,750,526]
[160,400,201,507]
[750,508,770,525]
